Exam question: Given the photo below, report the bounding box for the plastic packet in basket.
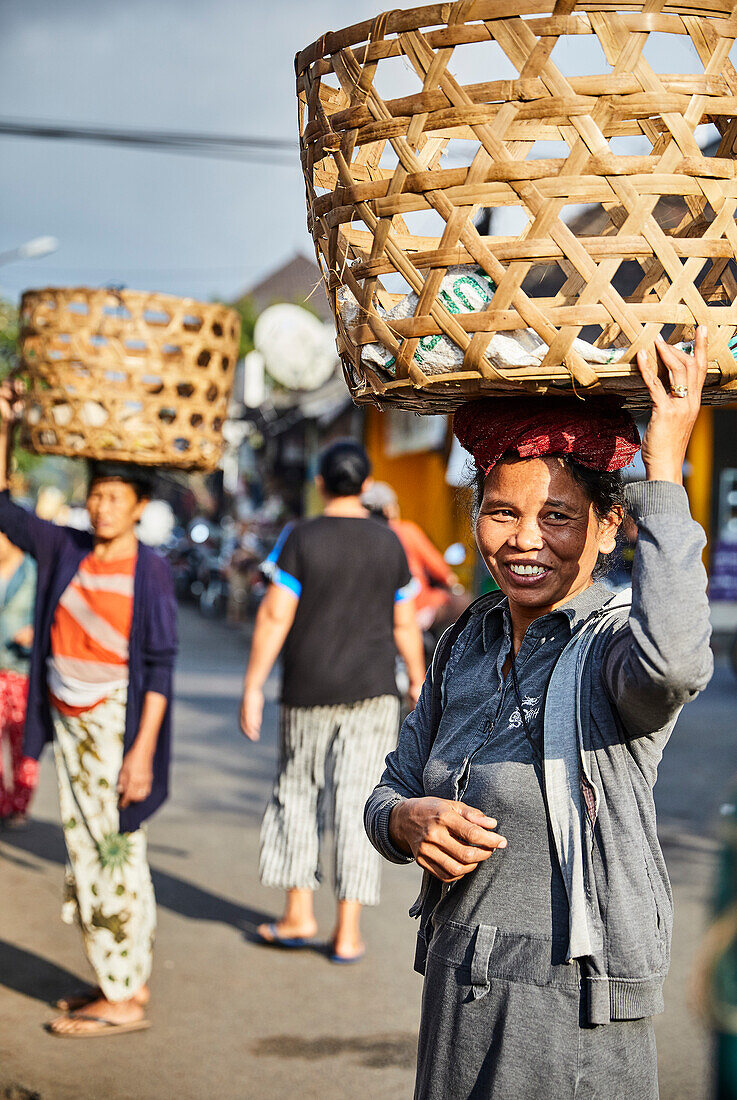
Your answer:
[337,266,706,378]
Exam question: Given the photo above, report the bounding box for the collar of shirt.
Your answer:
[480,581,613,654]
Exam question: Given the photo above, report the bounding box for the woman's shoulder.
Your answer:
[137,544,174,583]
[585,588,632,648]
[438,593,504,678]
[47,523,94,563]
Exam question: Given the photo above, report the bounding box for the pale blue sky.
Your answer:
[0,1,721,305]
[0,0,388,301]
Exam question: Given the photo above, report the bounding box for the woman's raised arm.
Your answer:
[636,326,709,487]
[603,329,713,738]
[0,379,67,561]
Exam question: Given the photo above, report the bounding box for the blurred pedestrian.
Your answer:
[240,439,425,963]
[0,381,177,1038]
[365,334,713,1099]
[0,529,37,824]
[225,520,261,624]
[362,480,463,631]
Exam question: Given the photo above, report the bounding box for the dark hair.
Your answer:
[87,461,154,502]
[473,454,627,575]
[318,439,371,498]
[561,458,627,520]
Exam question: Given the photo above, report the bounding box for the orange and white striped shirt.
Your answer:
[48,552,136,716]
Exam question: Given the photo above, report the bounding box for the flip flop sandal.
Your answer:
[48,1013,151,1039]
[257,923,315,949]
[329,949,366,965]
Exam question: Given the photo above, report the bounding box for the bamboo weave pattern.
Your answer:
[19,287,240,471]
[297,1,737,411]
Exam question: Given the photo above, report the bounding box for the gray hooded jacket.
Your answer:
[365,481,713,1025]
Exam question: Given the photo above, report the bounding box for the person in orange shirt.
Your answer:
[362,482,461,632]
[0,381,177,1040]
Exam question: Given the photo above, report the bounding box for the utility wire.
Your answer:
[0,116,496,167]
[0,117,298,165]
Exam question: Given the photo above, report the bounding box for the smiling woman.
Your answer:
[365,332,715,1100]
[474,456,623,637]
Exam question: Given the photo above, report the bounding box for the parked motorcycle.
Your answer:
[167,519,219,606]
[168,541,208,603]
[198,546,231,619]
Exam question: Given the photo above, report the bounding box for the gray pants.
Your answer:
[259,695,400,906]
[416,920,658,1100]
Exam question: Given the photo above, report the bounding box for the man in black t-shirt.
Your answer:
[240,440,424,963]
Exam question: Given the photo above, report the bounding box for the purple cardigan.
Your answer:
[0,491,177,832]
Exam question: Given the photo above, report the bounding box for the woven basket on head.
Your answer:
[297,1,737,412]
[19,287,240,471]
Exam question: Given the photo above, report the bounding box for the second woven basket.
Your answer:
[19,287,240,471]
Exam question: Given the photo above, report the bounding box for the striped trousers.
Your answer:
[259,695,400,906]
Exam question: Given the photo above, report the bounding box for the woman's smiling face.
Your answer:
[475,456,621,617]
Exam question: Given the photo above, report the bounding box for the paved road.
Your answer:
[0,606,734,1100]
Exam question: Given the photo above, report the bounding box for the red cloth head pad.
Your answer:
[453,397,640,474]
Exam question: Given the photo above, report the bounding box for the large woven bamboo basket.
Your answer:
[297,1,737,412]
[19,287,240,471]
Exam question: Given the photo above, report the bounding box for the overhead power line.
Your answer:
[0,117,298,165]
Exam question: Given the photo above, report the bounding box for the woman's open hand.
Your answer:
[240,687,264,741]
[389,797,506,883]
[117,745,154,808]
[636,327,709,484]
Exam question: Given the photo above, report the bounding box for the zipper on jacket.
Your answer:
[455,673,510,803]
[441,676,512,903]
[441,720,495,907]
[456,722,492,802]
[454,755,471,800]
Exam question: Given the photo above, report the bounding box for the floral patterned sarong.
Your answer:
[51,687,156,1002]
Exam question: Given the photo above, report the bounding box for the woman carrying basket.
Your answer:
[365,333,713,1099]
[0,382,177,1038]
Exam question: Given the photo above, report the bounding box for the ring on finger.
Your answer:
[670,384,689,398]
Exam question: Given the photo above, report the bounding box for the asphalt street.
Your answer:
[0,605,735,1100]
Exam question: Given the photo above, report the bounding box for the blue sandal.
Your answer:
[257,923,315,949]
[329,947,366,965]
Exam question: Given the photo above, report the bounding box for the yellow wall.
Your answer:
[685,406,713,543]
[364,408,476,585]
